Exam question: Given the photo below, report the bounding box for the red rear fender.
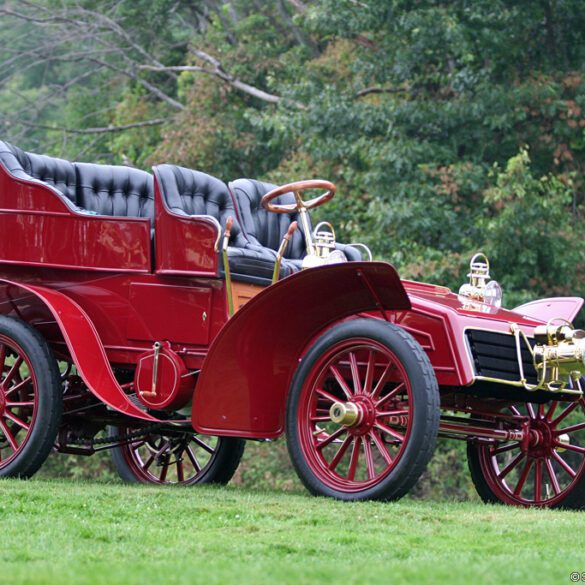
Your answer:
[0,279,157,421]
[192,262,410,439]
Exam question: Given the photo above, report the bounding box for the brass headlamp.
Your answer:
[458,253,503,308]
[302,221,347,269]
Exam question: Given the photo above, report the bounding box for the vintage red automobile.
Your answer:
[0,140,583,508]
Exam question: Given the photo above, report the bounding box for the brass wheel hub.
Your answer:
[329,397,378,436]
[329,402,361,426]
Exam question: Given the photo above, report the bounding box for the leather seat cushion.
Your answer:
[227,245,302,285]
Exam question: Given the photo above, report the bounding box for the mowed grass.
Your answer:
[0,480,583,585]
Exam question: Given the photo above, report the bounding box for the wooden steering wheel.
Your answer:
[261,180,336,214]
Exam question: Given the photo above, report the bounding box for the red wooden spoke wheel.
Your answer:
[110,428,245,486]
[0,317,62,478]
[468,399,585,508]
[287,319,440,501]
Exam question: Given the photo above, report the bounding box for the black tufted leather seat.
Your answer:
[0,141,154,223]
[155,165,308,284]
[229,178,362,271]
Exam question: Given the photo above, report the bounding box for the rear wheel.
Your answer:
[0,316,62,478]
[468,399,585,508]
[286,319,440,501]
[110,426,245,486]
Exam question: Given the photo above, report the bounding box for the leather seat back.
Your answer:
[228,179,307,259]
[0,141,154,223]
[75,163,153,220]
[155,164,247,247]
[0,141,77,205]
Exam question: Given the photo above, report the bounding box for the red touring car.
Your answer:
[0,140,584,508]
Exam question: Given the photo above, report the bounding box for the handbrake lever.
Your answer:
[272,221,298,285]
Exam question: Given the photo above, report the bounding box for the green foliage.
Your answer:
[479,148,584,306]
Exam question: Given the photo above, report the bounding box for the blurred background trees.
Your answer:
[1,0,584,496]
[0,0,583,304]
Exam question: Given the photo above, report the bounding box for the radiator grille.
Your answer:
[465,329,537,384]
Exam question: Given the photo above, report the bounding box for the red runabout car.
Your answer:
[0,140,584,508]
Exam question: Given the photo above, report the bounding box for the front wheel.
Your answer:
[468,399,585,508]
[110,426,245,486]
[286,319,440,501]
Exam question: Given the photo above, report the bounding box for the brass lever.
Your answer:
[222,216,235,316]
[272,221,298,284]
[139,341,162,398]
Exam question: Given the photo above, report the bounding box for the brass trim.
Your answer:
[329,402,360,426]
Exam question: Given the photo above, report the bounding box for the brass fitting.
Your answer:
[329,402,360,426]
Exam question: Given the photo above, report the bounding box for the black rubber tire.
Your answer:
[0,316,62,478]
[109,427,245,486]
[286,318,440,501]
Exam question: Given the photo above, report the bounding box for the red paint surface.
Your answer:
[0,165,151,272]
[153,170,220,276]
[192,262,410,438]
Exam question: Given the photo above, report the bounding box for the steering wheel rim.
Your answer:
[261,180,336,214]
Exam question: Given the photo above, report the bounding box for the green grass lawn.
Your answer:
[0,479,583,585]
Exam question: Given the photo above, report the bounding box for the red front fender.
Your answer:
[192,262,410,439]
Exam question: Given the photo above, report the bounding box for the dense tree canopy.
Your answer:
[0,0,583,306]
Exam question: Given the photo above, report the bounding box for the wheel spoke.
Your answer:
[328,435,352,471]
[159,459,169,482]
[552,450,577,478]
[191,435,215,455]
[5,401,34,408]
[176,459,185,482]
[376,409,409,417]
[545,401,558,421]
[0,343,6,369]
[551,401,580,427]
[363,351,375,396]
[0,419,19,452]
[491,442,520,456]
[363,438,375,480]
[348,352,362,394]
[555,422,585,435]
[310,415,332,422]
[141,453,156,471]
[3,411,29,430]
[375,382,405,408]
[316,427,346,450]
[4,376,32,397]
[369,430,393,466]
[534,459,543,502]
[347,436,361,480]
[370,363,392,400]
[374,421,404,443]
[316,388,342,404]
[526,403,536,419]
[186,446,202,472]
[2,357,23,387]
[513,458,533,496]
[555,442,585,455]
[329,365,353,399]
[498,452,525,480]
[544,457,561,496]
